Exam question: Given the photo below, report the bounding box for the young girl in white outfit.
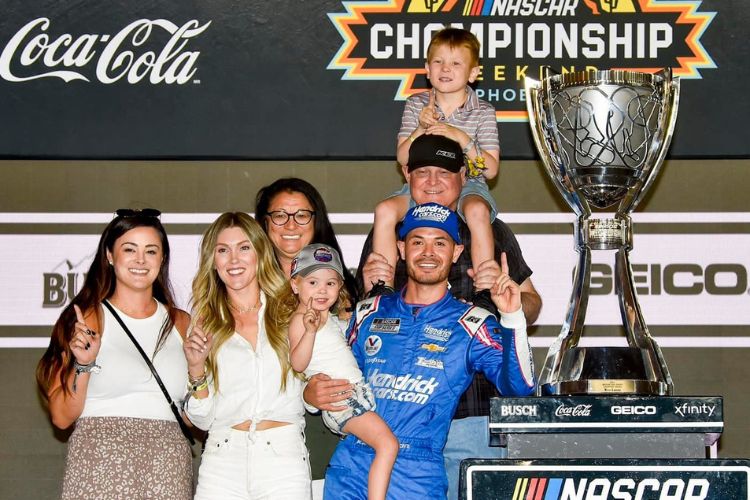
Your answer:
[286,243,398,500]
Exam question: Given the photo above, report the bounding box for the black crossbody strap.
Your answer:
[102,300,195,445]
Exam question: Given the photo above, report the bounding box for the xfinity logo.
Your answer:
[675,403,716,418]
[0,18,211,84]
[555,404,592,417]
[611,405,656,415]
[500,404,538,417]
[587,263,748,296]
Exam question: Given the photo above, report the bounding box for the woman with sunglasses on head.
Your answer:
[36,208,193,500]
[184,212,311,499]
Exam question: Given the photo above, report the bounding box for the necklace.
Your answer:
[228,300,261,314]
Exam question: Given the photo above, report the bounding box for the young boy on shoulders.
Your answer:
[371,27,500,309]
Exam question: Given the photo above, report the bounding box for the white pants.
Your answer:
[195,425,312,500]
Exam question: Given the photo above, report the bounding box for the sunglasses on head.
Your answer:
[115,208,162,219]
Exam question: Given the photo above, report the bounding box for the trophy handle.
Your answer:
[619,68,681,215]
[525,75,590,219]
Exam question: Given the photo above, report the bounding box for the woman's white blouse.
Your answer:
[184,295,304,431]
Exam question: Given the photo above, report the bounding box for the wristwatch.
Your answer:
[74,360,101,375]
[462,138,475,154]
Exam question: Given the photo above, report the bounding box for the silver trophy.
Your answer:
[525,68,679,395]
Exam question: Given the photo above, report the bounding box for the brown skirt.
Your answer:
[62,416,193,500]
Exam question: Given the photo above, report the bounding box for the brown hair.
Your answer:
[37,211,178,401]
[427,28,480,67]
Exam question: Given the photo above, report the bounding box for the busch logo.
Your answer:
[43,254,93,308]
[500,404,538,417]
[0,18,211,84]
[555,404,592,418]
[675,403,717,418]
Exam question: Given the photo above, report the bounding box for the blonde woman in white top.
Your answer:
[183,212,311,500]
[36,208,193,500]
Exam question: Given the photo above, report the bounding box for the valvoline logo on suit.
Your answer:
[364,335,382,356]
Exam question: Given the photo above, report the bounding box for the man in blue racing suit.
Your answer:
[323,203,536,499]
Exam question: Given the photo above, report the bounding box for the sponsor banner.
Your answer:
[0,232,748,326]
[460,459,750,500]
[522,234,750,326]
[489,397,724,434]
[0,0,746,158]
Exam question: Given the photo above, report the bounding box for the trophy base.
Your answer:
[539,346,671,396]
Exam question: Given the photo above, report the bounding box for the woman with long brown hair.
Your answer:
[36,208,193,499]
[183,212,311,499]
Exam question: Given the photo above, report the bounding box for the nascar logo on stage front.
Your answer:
[327,0,716,122]
[462,460,750,500]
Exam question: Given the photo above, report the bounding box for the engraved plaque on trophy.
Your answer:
[525,68,679,395]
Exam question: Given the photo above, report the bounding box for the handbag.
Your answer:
[102,300,195,445]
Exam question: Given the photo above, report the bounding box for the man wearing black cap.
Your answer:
[307,134,542,499]
[323,203,535,499]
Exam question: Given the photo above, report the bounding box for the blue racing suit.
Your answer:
[323,290,535,499]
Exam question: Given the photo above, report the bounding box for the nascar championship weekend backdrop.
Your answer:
[0,0,747,158]
[1,1,749,498]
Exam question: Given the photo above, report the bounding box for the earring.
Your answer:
[108,260,113,265]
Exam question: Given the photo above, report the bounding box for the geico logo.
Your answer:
[558,477,709,499]
[583,263,748,296]
[611,405,656,415]
[500,405,538,417]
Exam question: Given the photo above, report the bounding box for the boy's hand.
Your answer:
[361,252,395,294]
[425,122,470,147]
[418,90,440,129]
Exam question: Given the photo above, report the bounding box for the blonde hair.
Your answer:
[279,272,350,337]
[191,212,300,391]
[427,27,481,67]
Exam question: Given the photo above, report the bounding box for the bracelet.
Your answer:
[188,371,208,391]
[74,360,101,375]
[189,380,209,393]
[72,360,100,392]
[188,371,207,385]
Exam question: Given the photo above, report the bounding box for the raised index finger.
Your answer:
[500,252,509,275]
[307,297,314,311]
[428,88,436,109]
[73,304,85,324]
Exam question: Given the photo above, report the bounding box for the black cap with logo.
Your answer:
[407,134,465,173]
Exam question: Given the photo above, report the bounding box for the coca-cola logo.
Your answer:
[555,404,592,418]
[0,18,211,84]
